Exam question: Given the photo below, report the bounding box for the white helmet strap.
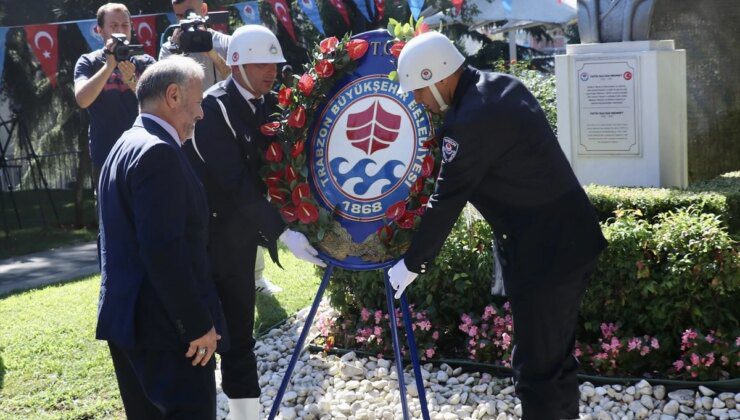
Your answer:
[237,65,258,96]
[429,83,448,112]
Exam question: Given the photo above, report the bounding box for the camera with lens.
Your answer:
[107,33,144,62]
[164,10,228,54]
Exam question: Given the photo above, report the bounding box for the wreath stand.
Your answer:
[268,256,431,420]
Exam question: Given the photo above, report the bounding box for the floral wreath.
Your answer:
[259,19,440,262]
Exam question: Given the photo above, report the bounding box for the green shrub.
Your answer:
[326,213,496,355]
[580,209,739,344]
[688,171,740,233]
[585,185,730,227]
[584,171,740,234]
[324,201,739,378]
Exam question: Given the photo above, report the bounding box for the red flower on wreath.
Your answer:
[315,60,335,78]
[260,122,280,136]
[297,74,315,96]
[415,22,430,36]
[346,39,369,60]
[320,36,339,54]
[265,169,284,188]
[397,212,416,229]
[422,137,437,149]
[385,200,406,222]
[265,142,283,162]
[288,106,307,128]
[297,201,319,224]
[419,195,430,207]
[278,87,293,107]
[268,188,287,205]
[291,140,305,158]
[292,183,311,205]
[390,41,405,58]
[280,205,298,223]
[411,205,426,216]
[421,154,435,178]
[410,178,424,194]
[377,225,393,243]
[284,165,299,183]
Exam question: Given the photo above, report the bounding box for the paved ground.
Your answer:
[0,241,99,296]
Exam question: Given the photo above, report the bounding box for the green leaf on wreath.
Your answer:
[388,71,398,81]
[415,17,425,32]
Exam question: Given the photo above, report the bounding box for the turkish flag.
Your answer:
[131,15,157,57]
[25,24,59,88]
[267,0,297,43]
[452,0,464,14]
[328,0,351,27]
[374,0,385,20]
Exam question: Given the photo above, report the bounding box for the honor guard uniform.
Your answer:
[387,32,607,420]
[186,25,326,419]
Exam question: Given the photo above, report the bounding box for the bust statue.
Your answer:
[577,0,656,43]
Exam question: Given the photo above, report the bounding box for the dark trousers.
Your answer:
[108,342,216,419]
[508,259,597,420]
[209,215,260,398]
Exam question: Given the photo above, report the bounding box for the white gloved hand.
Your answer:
[388,259,419,299]
[279,230,327,267]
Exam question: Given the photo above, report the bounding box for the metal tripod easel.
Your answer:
[268,256,431,420]
[0,107,60,232]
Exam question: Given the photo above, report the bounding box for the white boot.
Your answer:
[228,398,261,420]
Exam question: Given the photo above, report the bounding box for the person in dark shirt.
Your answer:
[388,32,608,420]
[74,3,156,189]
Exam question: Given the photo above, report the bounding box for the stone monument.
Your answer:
[650,1,740,181]
[554,0,687,188]
[577,0,657,43]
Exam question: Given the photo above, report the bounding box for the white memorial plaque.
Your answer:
[576,57,640,155]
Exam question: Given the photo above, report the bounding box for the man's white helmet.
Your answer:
[396,31,465,93]
[227,25,286,65]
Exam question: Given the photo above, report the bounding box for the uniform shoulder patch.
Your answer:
[441,137,459,163]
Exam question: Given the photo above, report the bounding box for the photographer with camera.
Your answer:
[74,3,156,187]
[160,0,230,90]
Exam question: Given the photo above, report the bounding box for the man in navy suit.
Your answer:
[97,55,226,419]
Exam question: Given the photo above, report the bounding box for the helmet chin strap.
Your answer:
[237,65,260,97]
[429,84,448,112]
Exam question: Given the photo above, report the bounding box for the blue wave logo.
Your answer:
[330,157,405,196]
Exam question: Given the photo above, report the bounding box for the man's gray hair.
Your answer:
[136,56,204,108]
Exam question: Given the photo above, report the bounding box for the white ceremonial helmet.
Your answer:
[396,31,465,112]
[227,25,285,93]
[227,24,286,66]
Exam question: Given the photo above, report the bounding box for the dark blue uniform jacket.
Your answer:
[188,79,286,263]
[404,67,607,295]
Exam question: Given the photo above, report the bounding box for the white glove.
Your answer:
[279,230,327,267]
[388,259,419,299]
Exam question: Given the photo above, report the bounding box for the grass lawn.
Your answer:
[0,249,321,419]
[0,189,97,260]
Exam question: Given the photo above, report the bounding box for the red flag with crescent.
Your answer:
[452,0,464,14]
[25,24,59,88]
[374,0,385,20]
[131,15,157,57]
[267,0,297,43]
[328,0,351,26]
